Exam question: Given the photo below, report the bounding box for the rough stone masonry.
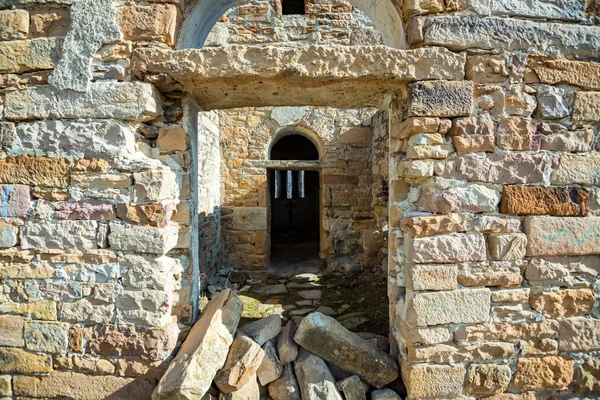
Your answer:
[0,0,599,399]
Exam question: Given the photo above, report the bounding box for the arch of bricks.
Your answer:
[0,0,599,398]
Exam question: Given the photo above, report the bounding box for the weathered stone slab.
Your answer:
[54,201,116,220]
[215,335,265,393]
[524,217,600,257]
[152,289,243,399]
[408,341,514,363]
[233,207,267,231]
[539,124,594,152]
[458,262,523,288]
[119,254,181,291]
[576,357,600,393]
[13,371,155,400]
[293,349,343,400]
[117,3,178,46]
[510,356,574,390]
[132,46,466,109]
[0,156,69,188]
[0,347,52,373]
[337,375,366,400]
[416,184,500,213]
[455,321,558,342]
[526,257,600,287]
[443,153,547,184]
[60,299,114,324]
[530,288,595,318]
[551,154,600,186]
[21,221,97,250]
[15,120,136,159]
[24,321,69,354]
[0,300,57,321]
[488,233,527,261]
[239,314,281,346]
[572,91,600,122]
[116,289,172,326]
[557,317,600,352]
[294,313,398,388]
[423,16,600,58]
[408,264,457,291]
[268,364,301,400]
[257,340,282,386]
[5,82,162,121]
[402,363,464,399]
[109,222,178,255]
[277,321,298,365]
[405,288,490,327]
[133,170,179,204]
[525,56,600,90]
[408,80,474,117]
[371,388,401,400]
[501,185,589,217]
[491,0,586,21]
[0,9,29,40]
[0,37,60,73]
[401,214,467,238]
[405,233,486,264]
[0,315,24,347]
[466,363,511,397]
[0,185,30,218]
[495,116,538,151]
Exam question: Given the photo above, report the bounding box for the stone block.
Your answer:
[239,314,281,346]
[0,375,11,397]
[551,153,600,186]
[29,5,70,38]
[501,185,589,217]
[408,264,458,291]
[576,357,600,393]
[0,347,52,373]
[468,215,522,234]
[71,173,132,189]
[401,214,467,238]
[398,160,434,178]
[491,288,530,303]
[0,156,69,188]
[116,289,172,326]
[233,207,267,231]
[214,335,265,393]
[572,91,600,122]
[0,315,24,347]
[558,317,600,352]
[15,120,136,159]
[405,288,490,327]
[525,56,600,91]
[524,217,600,257]
[60,299,114,324]
[24,321,69,354]
[268,364,301,400]
[293,313,398,388]
[294,349,343,400]
[371,389,401,400]
[496,116,538,151]
[117,3,179,46]
[539,124,594,152]
[54,355,116,375]
[525,257,600,287]
[0,185,30,218]
[394,117,440,139]
[466,364,511,397]
[452,135,496,156]
[408,80,474,117]
[405,233,486,264]
[5,82,162,121]
[466,55,508,83]
[454,321,558,342]
[408,341,514,363]
[21,220,98,250]
[117,203,173,228]
[0,37,59,74]
[488,233,527,261]
[416,184,500,213]
[153,289,243,399]
[0,300,57,321]
[337,375,366,400]
[536,85,571,119]
[402,363,464,399]
[257,340,282,386]
[0,9,29,40]
[443,153,547,184]
[13,371,155,399]
[530,288,595,318]
[108,222,178,255]
[277,321,298,365]
[491,0,586,21]
[458,262,523,288]
[119,254,181,291]
[157,127,187,152]
[399,322,452,346]
[422,16,600,58]
[54,201,116,220]
[510,356,574,390]
[133,170,179,204]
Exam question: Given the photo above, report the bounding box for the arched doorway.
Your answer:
[268,132,321,270]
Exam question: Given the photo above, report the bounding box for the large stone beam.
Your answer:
[132,45,466,110]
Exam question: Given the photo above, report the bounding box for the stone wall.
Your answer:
[218,106,383,272]
[205,0,383,47]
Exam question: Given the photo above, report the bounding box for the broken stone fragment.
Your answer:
[371,388,402,400]
[337,375,366,400]
[293,313,398,388]
[257,340,282,386]
[215,334,265,393]
[293,349,343,400]
[277,321,298,365]
[218,376,260,400]
[239,314,281,346]
[152,289,243,400]
[268,364,301,400]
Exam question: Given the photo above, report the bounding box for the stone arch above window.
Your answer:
[177,0,405,49]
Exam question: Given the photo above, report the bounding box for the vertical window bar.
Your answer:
[274,170,281,199]
[298,170,305,199]
[286,170,293,199]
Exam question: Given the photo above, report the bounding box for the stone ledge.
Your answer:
[132,45,466,109]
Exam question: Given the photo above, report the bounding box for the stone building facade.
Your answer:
[0,0,598,399]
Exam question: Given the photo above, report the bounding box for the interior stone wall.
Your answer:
[0,0,599,398]
[218,106,385,273]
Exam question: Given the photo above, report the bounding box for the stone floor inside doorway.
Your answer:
[224,241,390,338]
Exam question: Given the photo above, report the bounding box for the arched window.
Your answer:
[270,134,319,161]
[282,0,306,15]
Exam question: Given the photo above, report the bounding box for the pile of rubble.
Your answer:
[151,289,401,400]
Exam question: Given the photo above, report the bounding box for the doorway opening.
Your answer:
[268,133,321,272]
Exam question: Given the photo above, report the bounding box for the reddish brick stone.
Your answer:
[501,185,588,216]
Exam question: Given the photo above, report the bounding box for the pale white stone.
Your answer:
[490,0,586,22]
[108,222,178,255]
[24,321,69,354]
[294,349,343,400]
[5,82,162,121]
[536,84,571,119]
[524,217,600,257]
[239,314,281,346]
[233,207,267,231]
[271,107,309,126]
[116,289,173,326]
[405,233,487,264]
[133,170,179,204]
[489,233,527,261]
[526,257,600,287]
[408,264,458,291]
[49,0,122,92]
[119,254,182,290]
[398,160,434,178]
[14,120,136,159]
[60,299,114,324]
[21,221,98,250]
